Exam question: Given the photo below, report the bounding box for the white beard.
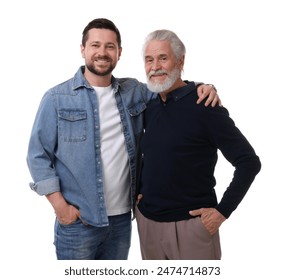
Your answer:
[146,68,180,93]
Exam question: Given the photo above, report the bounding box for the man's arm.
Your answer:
[27,92,79,225]
[46,192,80,225]
[190,105,261,235]
[197,84,222,107]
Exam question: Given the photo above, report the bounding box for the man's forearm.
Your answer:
[46,191,68,212]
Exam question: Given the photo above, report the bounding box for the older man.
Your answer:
[136,29,261,260]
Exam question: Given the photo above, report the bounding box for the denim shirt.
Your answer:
[27,66,155,227]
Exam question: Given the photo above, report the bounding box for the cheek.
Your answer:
[145,65,151,75]
[166,62,176,71]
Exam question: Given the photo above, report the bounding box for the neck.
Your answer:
[84,68,112,87]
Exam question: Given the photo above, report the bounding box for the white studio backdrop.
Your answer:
[0,0,284,279]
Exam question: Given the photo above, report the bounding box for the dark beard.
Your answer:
[85,63,114,76]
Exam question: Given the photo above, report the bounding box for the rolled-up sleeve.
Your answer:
[29,177,60,196]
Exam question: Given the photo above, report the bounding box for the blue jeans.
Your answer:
[54,212,132,260]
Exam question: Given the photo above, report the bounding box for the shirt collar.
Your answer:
[160,81,196,102]
[72,66,119,92]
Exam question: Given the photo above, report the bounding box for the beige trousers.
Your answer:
[136,206,221,260]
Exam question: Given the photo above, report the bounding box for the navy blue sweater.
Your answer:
[138,82,261,222]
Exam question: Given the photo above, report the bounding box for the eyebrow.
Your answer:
[145,54,168,59]
[89,41,116,46]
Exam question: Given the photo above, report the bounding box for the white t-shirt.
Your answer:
[93,85,131,216]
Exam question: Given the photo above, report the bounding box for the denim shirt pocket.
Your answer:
[58,109,87,142]
[127,101,147,135]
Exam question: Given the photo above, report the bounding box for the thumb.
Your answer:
[189,208,202,217]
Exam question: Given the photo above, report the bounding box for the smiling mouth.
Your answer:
[149,70,167,79]
[94,55,111,63]
[150,73,167,79]
[95,59,110,63]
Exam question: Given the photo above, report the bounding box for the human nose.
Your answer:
[97,45,108,56]
[151,59,161,71]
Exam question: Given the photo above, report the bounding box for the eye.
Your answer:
[106,44,115,49]
[145,57,153,63]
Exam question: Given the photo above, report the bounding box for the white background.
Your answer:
[0,0,284,279]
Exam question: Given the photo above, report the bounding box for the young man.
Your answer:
[136,29,261,260]
[26,18,219,260]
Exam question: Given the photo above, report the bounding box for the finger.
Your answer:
[209,95,218,107]
[210,95,220,107]
[204,91,215,107]
[197,91,209,104]
[211,94,222,107]
[196,88,205,104]
[196,97,203,104]
[189,208,202,216]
